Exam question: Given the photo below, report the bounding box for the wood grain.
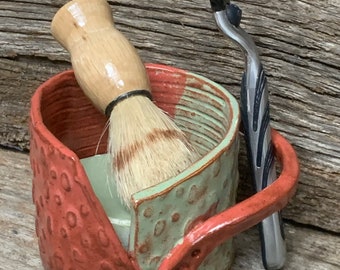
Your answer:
[0,0,339,232]
[1,148,339,270]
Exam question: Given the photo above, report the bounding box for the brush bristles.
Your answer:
[108,96,200,208]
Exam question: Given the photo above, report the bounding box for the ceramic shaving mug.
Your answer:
[29,64,299,270]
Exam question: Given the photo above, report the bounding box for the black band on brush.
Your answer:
[105,89,153,117]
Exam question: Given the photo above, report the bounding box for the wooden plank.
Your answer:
[0,0,339,233]
[0,149,41,269]
[0,148,339,270]
[0,58,69,150]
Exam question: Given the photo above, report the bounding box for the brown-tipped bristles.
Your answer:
[108,95,200,208]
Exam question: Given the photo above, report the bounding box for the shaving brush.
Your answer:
[51,0,199,207]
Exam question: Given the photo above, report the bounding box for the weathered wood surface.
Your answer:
[1,148,339,270]
[0,0,339,233]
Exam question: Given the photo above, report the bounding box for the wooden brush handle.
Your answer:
[51,0,150,113]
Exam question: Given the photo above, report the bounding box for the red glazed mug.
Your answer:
[30,64,299,270]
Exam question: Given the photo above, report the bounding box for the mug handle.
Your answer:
[159,129,300,270]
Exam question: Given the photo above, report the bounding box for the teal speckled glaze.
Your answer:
[82,67,240,270]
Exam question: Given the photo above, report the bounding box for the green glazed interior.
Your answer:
[81,155,130,248]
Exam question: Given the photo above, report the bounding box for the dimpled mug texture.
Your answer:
[29,63,241,270]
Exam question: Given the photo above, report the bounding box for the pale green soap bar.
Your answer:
[81,154,131,248]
